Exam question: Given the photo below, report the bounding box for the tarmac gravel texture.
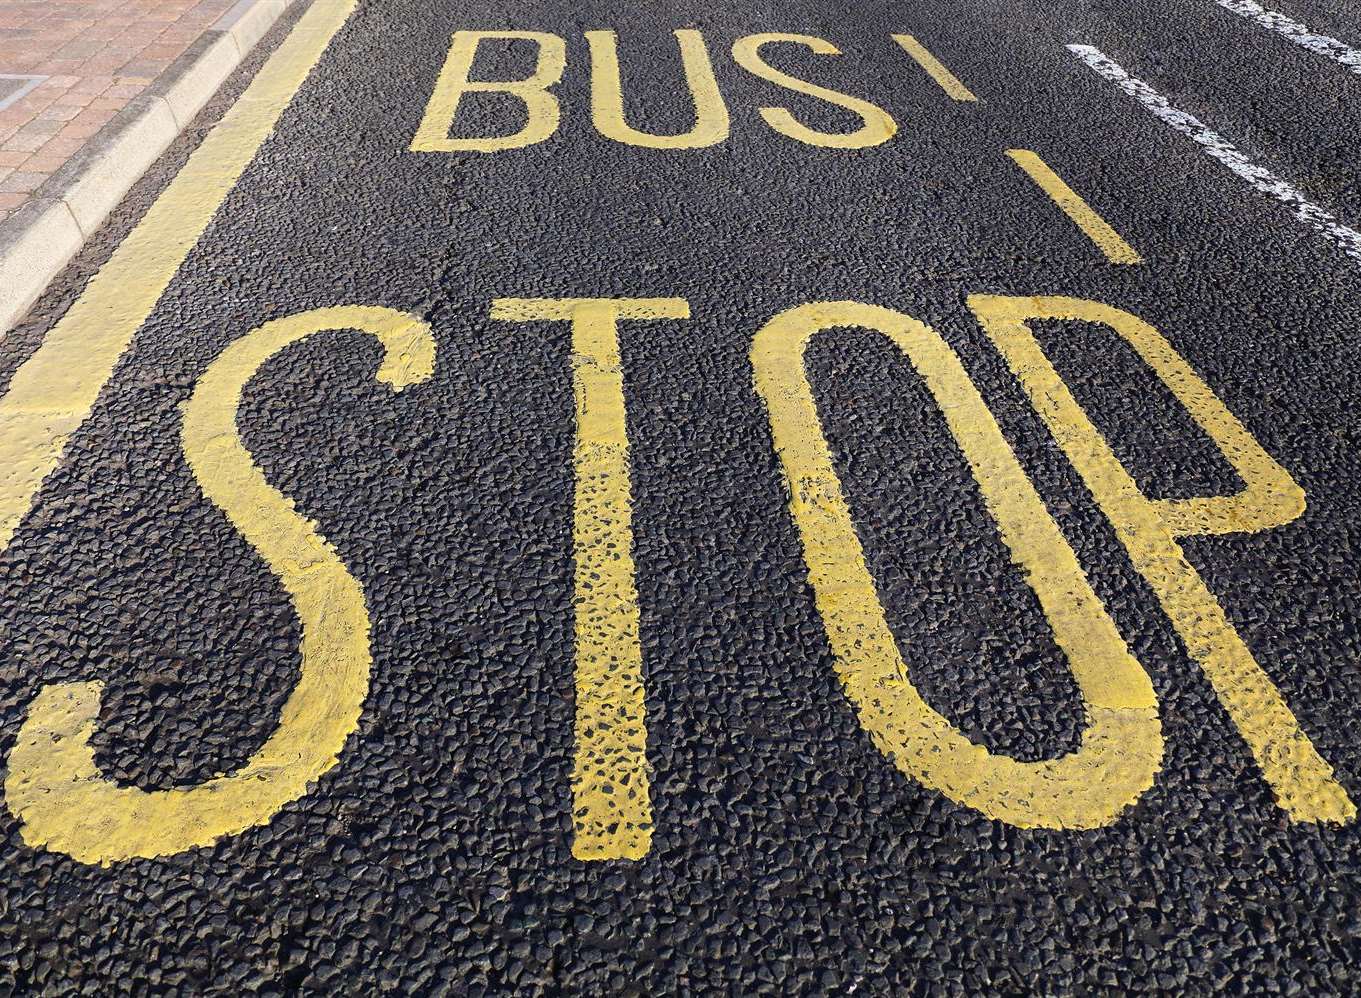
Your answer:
[2,0,1361,992]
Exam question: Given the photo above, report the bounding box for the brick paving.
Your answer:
[0,0,238,223]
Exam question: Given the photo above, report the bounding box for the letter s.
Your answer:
[5,306,435,864]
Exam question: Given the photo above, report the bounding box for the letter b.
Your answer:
[412,31,566,153]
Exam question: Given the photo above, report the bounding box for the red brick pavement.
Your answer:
[0,0,238,223]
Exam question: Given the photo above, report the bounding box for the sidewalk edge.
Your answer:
[0,0,300,335]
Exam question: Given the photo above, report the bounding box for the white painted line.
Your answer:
[0,75,47,112]
[1212,0,1361,75]
[1068,44,1361,263]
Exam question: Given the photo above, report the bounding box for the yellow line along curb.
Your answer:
[0,0,357,552]
[0,0,303,336]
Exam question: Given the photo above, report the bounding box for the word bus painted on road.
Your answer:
[411,30,978,154]
[4,293,1351,866]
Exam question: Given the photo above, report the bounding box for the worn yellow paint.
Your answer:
[969,294,1355,823]
[411,31,566,153]
[1006,150,1144,264]
[0,0,357,554]
[5,306,436,864]
[752,301,1161,829]
[587,30,729,149]
[491,297,689,860]
[891,34,979,102]
[731,34,896,149]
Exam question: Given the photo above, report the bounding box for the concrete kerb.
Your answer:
[0,0,300,335]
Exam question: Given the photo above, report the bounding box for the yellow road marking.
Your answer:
[5,306,436,864]
[892,34,979,102]
[1006,150,1143,264]
[587,30,730,149]
[0,0,357,553]
[491,297,689,861]
[752,300,1161,829]
[732,34,896,149]
[969,295,1355,823]
[411,31,566,153]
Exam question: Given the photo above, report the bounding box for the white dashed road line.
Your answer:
[1068,44,1361,264]
[1212,0,1361,75]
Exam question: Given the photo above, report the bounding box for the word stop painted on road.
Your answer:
[6,0,1361,986]
[4,292,1349,866]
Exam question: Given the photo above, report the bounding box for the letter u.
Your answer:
[587,30,730,149]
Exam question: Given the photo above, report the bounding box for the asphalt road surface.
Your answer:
[3,0,1361,992]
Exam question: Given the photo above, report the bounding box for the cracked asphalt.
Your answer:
[2,0,1361,991]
